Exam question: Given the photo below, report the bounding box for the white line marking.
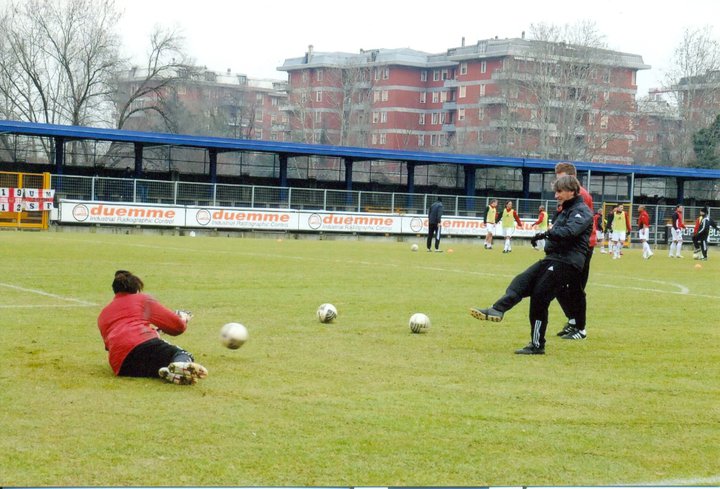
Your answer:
[0,283,97,306]
[628,474,720,485]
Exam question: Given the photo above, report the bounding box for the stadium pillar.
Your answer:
[463,165,476,196]
[406,162,416,211]
[54,137,64,174]
[279,154,288,187]
[344,158,353,191]
[522,168,531,199]
[676,177,685,203]
[208,148,217,183]
[464,165,476,211]
[134,143,143,177]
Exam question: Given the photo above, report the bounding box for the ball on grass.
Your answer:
[220,322,249,349]
[409,313,431,334]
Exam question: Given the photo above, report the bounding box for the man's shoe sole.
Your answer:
[470,308,503,322]
[168,362,209,379]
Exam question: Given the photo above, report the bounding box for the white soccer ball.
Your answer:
[409,313,431,334]
[317,303,337,323]
[411,243,419,252]
[220,322,249,349]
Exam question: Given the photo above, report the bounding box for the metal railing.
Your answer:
[51,174,717,245]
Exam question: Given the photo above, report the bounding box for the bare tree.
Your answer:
[0,0,121,127]
[493,21,633,163]
[663,26,720,166]
[112,27,187,130]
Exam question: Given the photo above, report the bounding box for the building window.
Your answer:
[176,85,186,95]
[371,133,378,145]
[632,71,637,86]
[372,112,380,124]
[440,91,447,103]
[380,133,387,144]
[383,67,390,79]
[418,135,425,146]
[255,110,263,121]
[302,71,309,82]
[478,107,484,120]
[460,62,467,75]
[373,90,380,102]
[433,70,440,81]
[431,113,439,124]
[419,113,425,125]
[432,92,439,103]
[381,112,387,123]
[374,68,381,81]
[479,84,486,96]
[314,111,322,124]
[300,92,307,103]
[480,61,487,74]
[255,129,263,140]
[600,115,609,129]
[420,70,427,81]
[271,97,278,106]
[458,108,465,121]
[430,134,438,146]
[381,90,389,102]
[315,90,322,102]
[316,69,323,82]
[271,132,278,141]
[441,69,449,80]
[459,86,466,98]
[420,91,427,103]
[646,133,654,142]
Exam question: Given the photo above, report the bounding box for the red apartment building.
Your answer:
[116,66,289,141]
[280,38,650,164]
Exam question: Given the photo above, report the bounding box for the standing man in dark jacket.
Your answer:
[426,197,444,252]
[693,206,719,260]
[470,175,593,354]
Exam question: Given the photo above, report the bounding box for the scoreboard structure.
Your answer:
[0,171,54,230]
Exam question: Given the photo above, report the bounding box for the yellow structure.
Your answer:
[0,171,52,229]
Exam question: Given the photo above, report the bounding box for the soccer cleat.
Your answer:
[556,323,575,336]
[470,306,504,322]
[561,328,587,340]
[514,343,545,355]
[158,367,196,385]
[168,361,208,380]
[435,249,443,252]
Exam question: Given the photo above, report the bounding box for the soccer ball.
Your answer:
[411,243,419,252]
[317,303,337,323]
[220,322,249,349]
[409,313,431,334]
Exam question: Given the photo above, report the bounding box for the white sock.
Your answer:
[676,243,682,256]
[669,242,675,256]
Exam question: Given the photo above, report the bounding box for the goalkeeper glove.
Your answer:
[175,310,193,323]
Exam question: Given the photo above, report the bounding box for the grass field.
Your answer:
[1,229,718,486]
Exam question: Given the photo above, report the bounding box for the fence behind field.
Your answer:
[52,174,717,245]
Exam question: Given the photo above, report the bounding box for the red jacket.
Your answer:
[637,209,650,229]
[579,186,596,247]
[97,292,187,375]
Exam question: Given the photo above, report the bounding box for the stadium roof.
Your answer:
[1,119,719,181]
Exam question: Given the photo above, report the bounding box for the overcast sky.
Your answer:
[115,0,720,96]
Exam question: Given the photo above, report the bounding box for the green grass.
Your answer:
[1,229,718,486]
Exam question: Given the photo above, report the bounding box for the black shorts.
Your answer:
[118,338,193,378]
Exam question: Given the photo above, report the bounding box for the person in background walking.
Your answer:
[531,205,548,250]
[693,206,719,260]
[669,205,686,258]
[483,199,498,250]
[426,197,444,252]
[637,205,653,259]
[609,204,631,260]
[499,200,523,253]
[594,210,607,254]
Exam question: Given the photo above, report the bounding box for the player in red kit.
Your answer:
[637,205,653,259]
[669,205,685,258]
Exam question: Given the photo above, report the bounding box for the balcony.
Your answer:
[442,124,456,132]
[477,96,507,106]
[443,101,457,110]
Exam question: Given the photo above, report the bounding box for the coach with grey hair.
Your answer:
[470,175,593,354]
